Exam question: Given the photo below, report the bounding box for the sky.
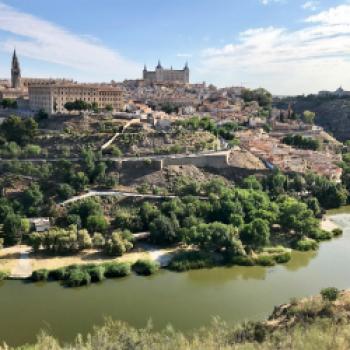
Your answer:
[0,0,349,95]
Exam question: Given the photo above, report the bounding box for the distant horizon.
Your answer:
[0,0,350,95]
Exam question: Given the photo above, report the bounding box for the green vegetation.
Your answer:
[31,262,133,288]
[132,259,160,276]
[242,88,272,107]
[282,134,320,150]
[295,237,319,251]
[0,98,17,109]
[0,271,9,281]
[167,250,215,271]
[321,287,339,301]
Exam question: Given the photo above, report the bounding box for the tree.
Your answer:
[321,287,339,301]
[149,214,179,245]
[303,110,316,124]
[92,233,105,249]
[105,104,113,112]
[240,218,270,248]
[104,231,133,256]
[3,214,22,246]
[1,116,38,146]
[86,215,109,233]
[242,176,262,191]
[21,183,44,215]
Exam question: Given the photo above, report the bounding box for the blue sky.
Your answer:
[0,0,349,94]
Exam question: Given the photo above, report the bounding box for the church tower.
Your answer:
[11,49,21,89]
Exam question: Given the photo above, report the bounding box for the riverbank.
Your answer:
[0,244,176,278]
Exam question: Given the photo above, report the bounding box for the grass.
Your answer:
[167,251,215,271]
[295,237,319,251]
[132,259,159,276]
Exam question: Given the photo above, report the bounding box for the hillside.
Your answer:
[276,97,350,141]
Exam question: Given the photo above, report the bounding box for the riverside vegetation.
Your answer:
[0,112,348,283]
[1,287,350,350]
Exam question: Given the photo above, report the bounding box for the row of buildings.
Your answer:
[1,53,192,115]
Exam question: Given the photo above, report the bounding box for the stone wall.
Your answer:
[163,152,229,169]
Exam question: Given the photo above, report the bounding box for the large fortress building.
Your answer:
[143,61,189,84]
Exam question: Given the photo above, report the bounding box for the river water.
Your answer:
[1,214,350,347]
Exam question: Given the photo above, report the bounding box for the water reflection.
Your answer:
[186,266,267,285]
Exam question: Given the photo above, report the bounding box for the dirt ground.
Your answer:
[0,244,176,277]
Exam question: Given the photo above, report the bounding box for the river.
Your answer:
[1,213,350,347]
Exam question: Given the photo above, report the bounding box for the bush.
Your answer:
[31,269,49,282]
[167,251,215,272]
[229,255,255,266]
[49,267,68,281]
[86,265,105,283]
[255,255,276,267]
[273,251,292,264]
[104,262,131,278]
[295,238,319,251]
[332,228,343,237]
[132,259,159,276]
[0,271,9,281]
[65,268,91,287]
[310,229,333,241]
[321,287,340,302]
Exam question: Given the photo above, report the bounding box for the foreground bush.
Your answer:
[31,269,49,282]
[85,265,105,283]
[104,262,131,278]
[167,251,215,272]
[132,259,159,276]
[321,287,340,302]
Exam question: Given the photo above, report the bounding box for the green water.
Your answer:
[1,214,350,347]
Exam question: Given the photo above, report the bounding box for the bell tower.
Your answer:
[11,49,21,89]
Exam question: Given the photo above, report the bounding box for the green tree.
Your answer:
[303,110,316,124]
[3,213,22,245]
[240,218,270,248]
[86,215,109,233]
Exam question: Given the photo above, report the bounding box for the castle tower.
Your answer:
[156,60,163,81]
[11,49,21,89]
[184,62,190,83]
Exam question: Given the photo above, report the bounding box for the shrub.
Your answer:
[295,238,319,251]
[104,262,131,278]
[132,259,159,276]
[49,267,68,281]
[255,255,276,267]
[229,255,255,266]
[65,268,91,287]
[31,269,49,282]
[332,228,343,237]
[310,229,333,241]
[273,251,292,264]
[86,265,105,283]
[0,271,9,281]
[321,287,340,302]
[167,251,215,272]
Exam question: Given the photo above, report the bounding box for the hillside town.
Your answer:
[0,50,344,183]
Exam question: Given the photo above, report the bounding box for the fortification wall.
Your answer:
[163,152,229,169]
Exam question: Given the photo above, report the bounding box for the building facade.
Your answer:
[143,61,189,84]
[29,83,124,115]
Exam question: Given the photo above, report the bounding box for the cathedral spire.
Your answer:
[11,49,21,89]
[156,60,162,69]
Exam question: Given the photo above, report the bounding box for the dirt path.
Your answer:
[0,244,177,276]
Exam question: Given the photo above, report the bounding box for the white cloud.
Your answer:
[0,2,140,81]
[199,4,350,95]
[302,1,319,11]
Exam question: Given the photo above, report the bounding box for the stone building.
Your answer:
[29,83,124,115]
[143,61,189,84]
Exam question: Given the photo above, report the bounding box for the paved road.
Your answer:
[0,149,230,163]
